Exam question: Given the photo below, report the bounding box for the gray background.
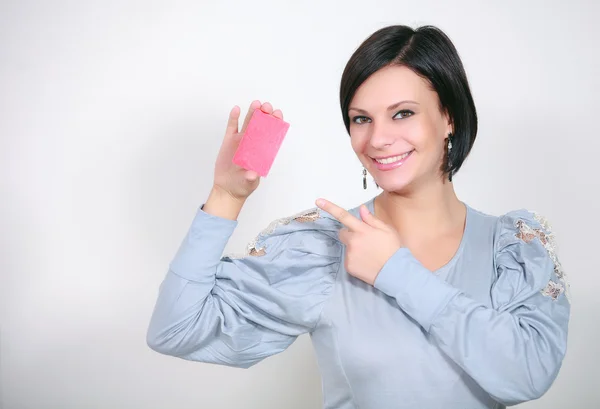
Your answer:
[1,0,598,407]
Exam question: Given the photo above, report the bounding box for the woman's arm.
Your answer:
[373,210,570,405]
[146,201,342,368]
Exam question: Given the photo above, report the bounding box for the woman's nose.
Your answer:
[368,120,396,150]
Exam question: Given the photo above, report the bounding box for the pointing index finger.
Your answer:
[316,198,365,231]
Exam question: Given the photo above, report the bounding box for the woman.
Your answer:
[147,25,570,409]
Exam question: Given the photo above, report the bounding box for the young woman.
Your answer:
[147,25,570,409]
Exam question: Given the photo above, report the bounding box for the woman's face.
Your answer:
[348,65,452,193]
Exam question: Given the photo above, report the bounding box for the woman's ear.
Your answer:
[442,112,453,138]
[445,113,454,136]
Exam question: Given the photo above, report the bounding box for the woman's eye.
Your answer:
[352,111,413,124]
[352,116,370,124]
[394,110,414,119]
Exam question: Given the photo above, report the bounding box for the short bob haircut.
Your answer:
[339,25,477,180]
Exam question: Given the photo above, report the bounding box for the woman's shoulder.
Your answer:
[225,206,343,260]
[464,204,557,254]
[465,204,553,239]
[466,204,568,299]
[493,208,558,255]
[470,205,562,271]
[256,206,343,242]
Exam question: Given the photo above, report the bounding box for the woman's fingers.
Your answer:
[260,102,273,114]
[245,170,260,182]
[272,109,283,120]
[228,101,284,143]
[240,100,261,135]
[225,105,241,137]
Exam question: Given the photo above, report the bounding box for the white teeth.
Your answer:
[375,151,411,164]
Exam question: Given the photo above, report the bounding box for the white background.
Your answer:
[1,0,598,408]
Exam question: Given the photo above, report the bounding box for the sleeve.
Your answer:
[146,206,342,368]
[373,209,570,406]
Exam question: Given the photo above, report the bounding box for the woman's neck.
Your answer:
[374,178,465,240]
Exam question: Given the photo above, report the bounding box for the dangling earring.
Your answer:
[363,168,367,190]
[447,133,453,182]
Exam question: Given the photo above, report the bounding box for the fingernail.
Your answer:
[316,199,324,207]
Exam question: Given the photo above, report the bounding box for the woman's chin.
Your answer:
[374,178,412,193]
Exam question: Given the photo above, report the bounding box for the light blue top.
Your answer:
[147,197,570,409]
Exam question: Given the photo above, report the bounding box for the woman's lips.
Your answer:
[371,150,414,171]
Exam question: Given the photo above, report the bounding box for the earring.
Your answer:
[447,133,453,182]
[363,168,367,190]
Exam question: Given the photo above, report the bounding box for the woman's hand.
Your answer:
[315,198,403,285]
[204,100,283,220]
[212,100,283,202]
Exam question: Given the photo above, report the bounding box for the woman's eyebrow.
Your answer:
[348,100,420,114]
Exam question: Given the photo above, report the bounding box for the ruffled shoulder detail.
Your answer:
[496,209,570,302]
[224,207,342,259]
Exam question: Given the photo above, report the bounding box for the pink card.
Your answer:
[232,109,290,177]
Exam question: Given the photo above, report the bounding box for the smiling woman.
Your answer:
[340,25,477,185]
[147,24,570,409]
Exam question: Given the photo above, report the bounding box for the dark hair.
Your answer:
[339,25,477,180]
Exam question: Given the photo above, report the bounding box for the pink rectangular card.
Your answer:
[232,109,290,177]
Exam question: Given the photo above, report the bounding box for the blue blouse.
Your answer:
[147,197,570,409]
